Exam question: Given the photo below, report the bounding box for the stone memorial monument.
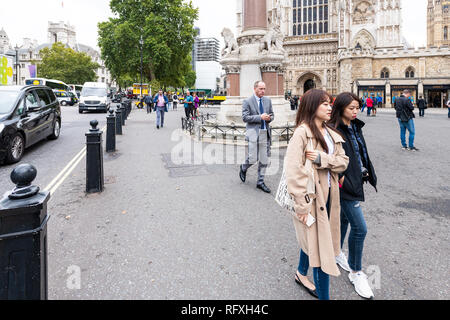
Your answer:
[200,0,296,146]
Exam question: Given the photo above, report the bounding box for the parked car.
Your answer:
[79,82,110,113]
[0,85,61,164]
[53,90,75,106]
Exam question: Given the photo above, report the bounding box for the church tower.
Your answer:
[47,21,78,50]
[427,0,450,47]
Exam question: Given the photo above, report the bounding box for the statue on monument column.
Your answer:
[259,24,285,55]
[221,28,239,57]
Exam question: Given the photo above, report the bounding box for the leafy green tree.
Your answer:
[98,0,198,88]
[184,68,196,88]
[37,43,100,84]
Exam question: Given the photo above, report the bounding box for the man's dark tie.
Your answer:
[259,98,266,130]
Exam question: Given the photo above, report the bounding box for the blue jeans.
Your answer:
[398,119,415,148]
[361,104,366,112]
[156,107,165,127]
[340,200,367,272]
[367,107,372,116]
[448,107,450,118]
[297,250,330,300]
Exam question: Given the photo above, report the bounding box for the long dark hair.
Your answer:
[295,89,340,153]
[329,92,361,129]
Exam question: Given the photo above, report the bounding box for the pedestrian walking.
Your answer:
[153,89,168,129]
[366,95,374,116]
[395,89,419,151]
[144,93,153,114]
[446,98,450,118]
[329,92,378,300]
[168,92,173,111]
[294,95,299,110]
[361,96,366,113]
[184,91,194,119]
[173,93,178,110]
[193,93,200,119]
[239,81,274,194]
[417,96,427,117]
[290,96,296,111]
[376,95,383,109]
[285,88,349,300]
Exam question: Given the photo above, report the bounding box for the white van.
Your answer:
[79,82,110,113]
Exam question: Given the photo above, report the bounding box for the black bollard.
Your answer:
[127,100,132,116]
[106,109,116,153]
[115,107,123,135]
[86,120,104,193]
[121,103,127,121]
[121,105,126,126]
[0,164,50,300]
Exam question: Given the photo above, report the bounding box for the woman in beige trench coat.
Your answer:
[285,89,349,300]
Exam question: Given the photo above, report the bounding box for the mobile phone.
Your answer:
[306,213,316,227]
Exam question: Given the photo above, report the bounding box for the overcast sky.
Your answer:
[0,0,427,50]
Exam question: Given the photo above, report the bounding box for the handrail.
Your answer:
[181,113,295,143]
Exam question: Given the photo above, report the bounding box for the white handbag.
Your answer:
[275,135,315,215]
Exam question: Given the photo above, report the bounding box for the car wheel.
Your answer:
[79,109,83,114]
[61,101,67,106]
[6,133,25,164]
[48,119,61,140]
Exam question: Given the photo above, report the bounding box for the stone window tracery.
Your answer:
[380,68,390,79]
[293,0,329,36]
[405,67,415,78]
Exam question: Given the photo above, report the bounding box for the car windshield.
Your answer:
[0,91,19,114]
[81,87,107,97]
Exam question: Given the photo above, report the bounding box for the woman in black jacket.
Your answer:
[329,92,377,300]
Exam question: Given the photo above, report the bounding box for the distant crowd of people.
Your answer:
[127,90,210,129]
[289,92,449,119]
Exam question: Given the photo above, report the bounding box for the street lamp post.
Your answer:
[14,45,20,85]
[139,35,144,99]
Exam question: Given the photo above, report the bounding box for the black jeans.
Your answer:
[419,108,425,117]
[184,107,190,118]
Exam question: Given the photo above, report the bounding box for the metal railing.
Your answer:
[181,112,295,144]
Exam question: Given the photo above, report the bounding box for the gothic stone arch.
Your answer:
[351,29,376,49]
[295,72,323,96]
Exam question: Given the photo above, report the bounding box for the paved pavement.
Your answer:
[16,104,448,300]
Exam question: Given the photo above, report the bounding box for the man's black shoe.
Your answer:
[257,183,271,194]
[239,165,246,183]
[157,125,160,129]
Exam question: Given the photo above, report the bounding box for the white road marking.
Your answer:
[45,125,107,195]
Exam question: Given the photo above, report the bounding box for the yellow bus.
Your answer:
[133,83,149,96]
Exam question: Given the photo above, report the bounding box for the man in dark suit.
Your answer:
[239,81,275,193]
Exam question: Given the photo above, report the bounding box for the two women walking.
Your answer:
[285,89,377,300]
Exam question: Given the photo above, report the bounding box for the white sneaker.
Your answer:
[336,251,351,272]
[348,271,374,299]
